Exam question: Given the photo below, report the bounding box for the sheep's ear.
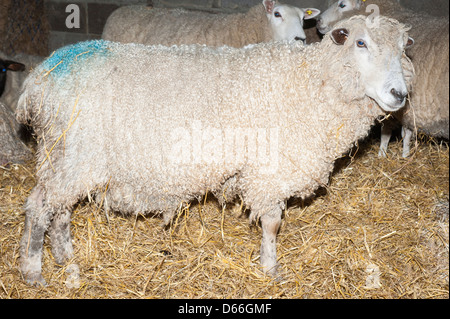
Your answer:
[303,8,321,19]
[331,28,349,45]
[406,37,414,48]
[4,60,25,72]
[263,0,275,14]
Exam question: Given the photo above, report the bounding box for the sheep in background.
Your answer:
[0,101,31,165]
[0,53,33,165]
[102,0,321,47]
[0,54,25,99]
[0,53,44,113]
[316,0,403,35]
[316,0,449,157]
[17,15,413,286]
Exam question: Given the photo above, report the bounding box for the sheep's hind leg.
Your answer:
[20,186,52,286]
[260,210,282,277]
[49,207,73,265]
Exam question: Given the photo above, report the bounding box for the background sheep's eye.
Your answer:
[356,40,366,48]
[339,2,346,8]
[274,11,282,18]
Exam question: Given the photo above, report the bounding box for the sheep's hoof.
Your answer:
[401,151,410,158]
[378,150,387,158]
[24,272,47,287]
[64,264,80,289]
[262,262,279,276]
[263,265,284,282]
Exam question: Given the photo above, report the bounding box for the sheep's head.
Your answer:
[328,15,414,112]
[0,58,25,96]
[317,0,362,35]
[263,0,320,43]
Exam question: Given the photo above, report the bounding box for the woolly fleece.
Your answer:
[103,4,282,47]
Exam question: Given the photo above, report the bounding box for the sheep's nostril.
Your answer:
[390,88,407,103]
[294,37,305,42]
[316,18,322,27]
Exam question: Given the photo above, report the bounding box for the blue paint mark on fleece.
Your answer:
[42,40,112,78]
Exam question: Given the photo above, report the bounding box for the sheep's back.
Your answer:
[102,5,268,48]
[17,40,272,206]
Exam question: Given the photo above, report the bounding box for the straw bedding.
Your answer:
[0,132,448,298]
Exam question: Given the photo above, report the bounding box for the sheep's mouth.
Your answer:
[376,98,406,113]
[316,25,330,35]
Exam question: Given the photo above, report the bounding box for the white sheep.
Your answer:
[102,0,321,47]
[317,0,403,35]
[17,15,413,286]
[317,0,449,157]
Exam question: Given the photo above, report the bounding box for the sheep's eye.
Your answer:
[339,2,346,8]
[274,11,282,18]
[356,40,366,48]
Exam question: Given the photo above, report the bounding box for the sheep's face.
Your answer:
[0,58,25,96]
[317,0,361,34]
[263,0,320,43]
[330,17,414,112]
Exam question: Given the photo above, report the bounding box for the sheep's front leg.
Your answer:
[260,211,282,276]
[401,126,413,158]
[49,207,73,265]
[378,124,392,157]
[20,186,52,286]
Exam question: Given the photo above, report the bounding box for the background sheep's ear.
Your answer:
[303,8,321,20]
[4,60,25,72]
[263,0,275,14]
[331,28,349,45]
[406,37,414,48]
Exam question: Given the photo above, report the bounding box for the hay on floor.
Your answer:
[0,133,448,298]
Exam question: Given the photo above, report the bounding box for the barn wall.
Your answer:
[0,0,49,56]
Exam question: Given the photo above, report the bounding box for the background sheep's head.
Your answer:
[0,58,25,97]
[327,15,414,112]
[317,0,363,34]
[263,0,320,43]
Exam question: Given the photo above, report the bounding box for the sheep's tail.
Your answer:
[16,75,36,125]
[15,69,49,132]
